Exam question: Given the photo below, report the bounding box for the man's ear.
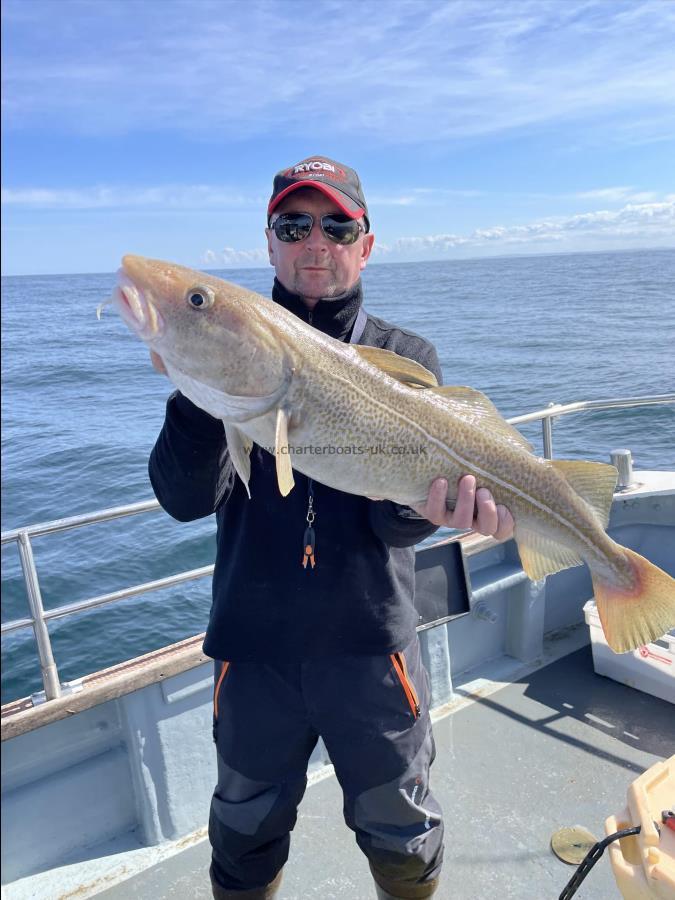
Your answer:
[265,228,275,266]
[360,232,375,270]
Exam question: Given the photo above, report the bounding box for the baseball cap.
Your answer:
[268,156,370,231]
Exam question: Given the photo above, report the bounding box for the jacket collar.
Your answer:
[272,277,363,341]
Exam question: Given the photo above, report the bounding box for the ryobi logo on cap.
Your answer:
[288,160,348,182]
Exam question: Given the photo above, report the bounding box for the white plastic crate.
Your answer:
[583,600,675,705]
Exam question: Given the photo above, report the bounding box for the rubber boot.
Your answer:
[373,883,439,900]
[210,868,283,899]
[371,868,439,900]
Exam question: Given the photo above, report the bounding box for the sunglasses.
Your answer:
[270,212,365,245]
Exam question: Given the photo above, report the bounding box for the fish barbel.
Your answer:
[109,254,675,654]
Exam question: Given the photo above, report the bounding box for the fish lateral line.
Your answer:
[323,366,605,560]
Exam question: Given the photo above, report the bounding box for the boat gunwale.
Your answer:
[0,530,498,740]
[0,633,208,741]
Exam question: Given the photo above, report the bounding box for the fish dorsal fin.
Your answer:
[551,459,617,529]
[515,526,584,581]
[275,407,295,497]
[223,424,253,499]
[430,386,534,453]
[354,346,439,388]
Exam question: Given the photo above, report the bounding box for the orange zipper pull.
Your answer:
[302,480,316,569]
[302,525,316,569]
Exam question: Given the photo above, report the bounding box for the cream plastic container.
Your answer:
[605,756,675,900]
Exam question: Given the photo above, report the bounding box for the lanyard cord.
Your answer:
[302,478,316,569]
[301,307,368,570]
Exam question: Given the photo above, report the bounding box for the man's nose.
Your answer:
[304,221,331,251]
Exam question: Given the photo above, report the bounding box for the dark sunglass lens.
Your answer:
[321,216,360,244]
[274,214,313,242]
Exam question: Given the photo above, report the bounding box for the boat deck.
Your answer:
[94,641,673,900]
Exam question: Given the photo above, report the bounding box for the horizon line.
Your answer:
[1,244,673,280]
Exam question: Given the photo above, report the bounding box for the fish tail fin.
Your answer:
[593,547,675,653]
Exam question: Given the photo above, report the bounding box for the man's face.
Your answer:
[266,189,374,303]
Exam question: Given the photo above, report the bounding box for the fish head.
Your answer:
[115,255,289,402]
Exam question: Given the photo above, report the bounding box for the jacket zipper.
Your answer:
[390,652,421,718]
[213,661,230,722]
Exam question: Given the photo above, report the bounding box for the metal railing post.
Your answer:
[611,448,635,490]
[542,404,556,459]
[17,532,62,700]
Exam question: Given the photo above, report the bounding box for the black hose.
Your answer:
[559,825,642,899]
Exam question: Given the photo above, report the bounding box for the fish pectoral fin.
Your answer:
[430,386,534,453]
[165,365,293,424]
[215,437,239,509]
[515,526,584,580]
[275,407,295,497]
[223,424,253,499]
[354,346,439,388]
[550,460,618,529]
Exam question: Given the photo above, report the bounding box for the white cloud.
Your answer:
[368,189,487,207]
[0,185,262,210]
[5,183,662,212]
[203,247,269,267]
[573,186,659,203]
[373,201,675,259]
[0,184,487,212]
[3,0,675,146]
[204,200,674,267]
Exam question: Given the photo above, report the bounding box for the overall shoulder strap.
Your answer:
[349,307,368,345]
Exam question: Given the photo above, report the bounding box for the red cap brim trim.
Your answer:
[268,182,365,219]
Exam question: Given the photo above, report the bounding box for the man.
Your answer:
[149,157,513,899]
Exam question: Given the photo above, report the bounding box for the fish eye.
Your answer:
[186,285,214,310]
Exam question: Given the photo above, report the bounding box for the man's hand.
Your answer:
[150,351,167,375]
[411,475,514,540]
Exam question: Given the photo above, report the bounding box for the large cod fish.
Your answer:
[108,255,675,654]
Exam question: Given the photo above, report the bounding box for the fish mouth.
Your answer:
[114,268,163,341]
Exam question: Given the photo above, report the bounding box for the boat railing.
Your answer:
[2,393,674,705]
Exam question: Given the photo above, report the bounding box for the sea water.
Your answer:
[2,248,674,702]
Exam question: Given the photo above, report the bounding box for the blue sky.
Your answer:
[2,0,674,276]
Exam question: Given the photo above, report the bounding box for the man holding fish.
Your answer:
[147,157,513,899]
[129,157,673,898]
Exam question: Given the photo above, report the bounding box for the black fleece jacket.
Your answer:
[149,277,442,662]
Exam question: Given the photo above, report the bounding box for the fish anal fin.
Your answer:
[354,346,438,388]
[275,407,295,497]
[594,547,675,653]
[551,460,617,529]
[431,386,533,453]
[515,526,583,580]
[223,423,253,499]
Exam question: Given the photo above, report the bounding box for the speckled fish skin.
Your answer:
[111,255,675,654]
